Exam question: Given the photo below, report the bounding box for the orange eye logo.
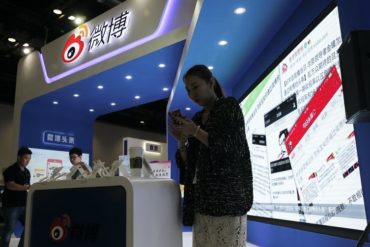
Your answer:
[62,34,85,63]
[49,214,71,242]
[62,24,89,63]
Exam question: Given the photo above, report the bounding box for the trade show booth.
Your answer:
[13,0,197,246]
[11,0,370,246]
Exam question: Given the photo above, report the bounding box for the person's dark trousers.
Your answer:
[1,207,26,247]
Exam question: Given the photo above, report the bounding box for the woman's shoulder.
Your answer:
[216,97,239,109]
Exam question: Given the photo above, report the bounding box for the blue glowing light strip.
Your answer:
[39,0,176,84]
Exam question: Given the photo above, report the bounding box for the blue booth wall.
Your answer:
[19,102,94,163]
[232,0,370,246]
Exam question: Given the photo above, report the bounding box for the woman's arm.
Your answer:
[173,118,209,146]
[178,139,188,162]
[192,127,209,146]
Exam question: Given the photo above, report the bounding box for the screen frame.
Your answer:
[238,0,365,240]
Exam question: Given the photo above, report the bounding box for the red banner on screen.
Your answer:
[285,66,342,154]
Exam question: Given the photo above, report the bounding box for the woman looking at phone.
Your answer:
[169,64,253,247]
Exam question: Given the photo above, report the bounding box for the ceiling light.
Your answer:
[158,63,166,68]
[125,75,132,80]
[162,87,169,91]
[23,48,31,54]
[134,95,141,100]
[74,17,83,25]
[140,121,145,124]
[53,101,59,105]
[208,66,214,70]
[110,102,116,106]
[23,43,29,47]
[218,40,228,46]
[185,107,191,111]
[8,38,16,43]
[53,9,62,15]
[68,15,76,21]
[234,7,246,15]
[73,94,79,98]
[89,109,94,112]
[97,85,104,89]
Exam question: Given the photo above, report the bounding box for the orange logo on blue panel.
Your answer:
[62,24,89,63]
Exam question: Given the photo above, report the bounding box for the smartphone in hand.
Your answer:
[169,109,184,125]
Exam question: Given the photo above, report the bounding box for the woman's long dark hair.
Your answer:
[183,64,225,98]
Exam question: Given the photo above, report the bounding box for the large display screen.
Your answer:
[28,148,90,184]
[240,6,367,230]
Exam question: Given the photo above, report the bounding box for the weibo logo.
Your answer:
[282,63,288,74]
[62,24,89,63]
[49,214,71,242]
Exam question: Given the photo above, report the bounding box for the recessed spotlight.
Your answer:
[218,40,228,46]
[162,87,169,91]
[140,121,145,124]
[53,9,62,15]
[97,85,104,89]
[8,38,16,43]
[208,66,214,70]
[125,75,132,80]
[158,63,166,68]
[89,109,94,112]
[234,7,246,15]
[110,102,116,106]
[134,95,141,100]
[53,101,59,105]
[74,17,83,25]
[185,107,191,111]
[73,94,79,98]
[23,48,31,54]
[68,15,76,21]
[23,43,29,47]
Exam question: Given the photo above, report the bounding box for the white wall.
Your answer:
[93,121,166,165]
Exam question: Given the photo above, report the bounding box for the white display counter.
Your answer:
[24,177,182,247]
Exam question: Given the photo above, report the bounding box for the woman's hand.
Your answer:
[169,122,184,141]
[173,117,197,137]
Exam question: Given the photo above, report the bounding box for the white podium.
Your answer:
[24,177,182,247]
